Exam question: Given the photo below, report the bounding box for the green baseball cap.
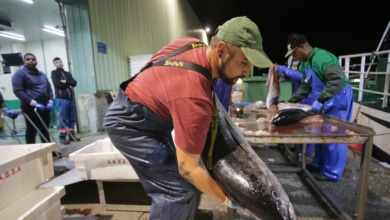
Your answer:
[216,16,272,68]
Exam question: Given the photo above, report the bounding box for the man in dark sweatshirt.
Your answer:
[12,53,54,144]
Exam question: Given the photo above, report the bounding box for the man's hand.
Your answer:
[34,103,45,111]
[222,196,241,209]
[311,100,323,113]
[47,102,54,111]
[2,108,19,118]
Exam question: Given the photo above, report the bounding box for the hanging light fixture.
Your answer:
[42,25,65,37]
[22,0,34,4]
[0,31,26,41]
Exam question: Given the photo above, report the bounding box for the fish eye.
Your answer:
[271,190,279,200]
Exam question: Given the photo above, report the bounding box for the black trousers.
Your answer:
[104,89,200,220]
[22,105,51,144]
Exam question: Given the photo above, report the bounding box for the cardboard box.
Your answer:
[69,138,139,181]
[0,143,56,211]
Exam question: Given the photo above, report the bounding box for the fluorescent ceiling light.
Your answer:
[22,0,34,4]
[0,31,26,41]
[42,25,65,37]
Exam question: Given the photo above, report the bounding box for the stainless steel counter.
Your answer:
[235,111,375,220]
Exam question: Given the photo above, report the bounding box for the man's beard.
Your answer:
[217,59,235,86]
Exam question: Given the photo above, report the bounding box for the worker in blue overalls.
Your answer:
[284,33,353,182]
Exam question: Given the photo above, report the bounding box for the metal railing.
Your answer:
[339,49,390,108]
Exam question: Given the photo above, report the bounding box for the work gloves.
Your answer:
[277,65,302,81]
[222,196,241,209]
[2,108,19,119]
[311,100,323,113]
[34,103,46,111]
[30,100,53,111]
[46,102,53,111]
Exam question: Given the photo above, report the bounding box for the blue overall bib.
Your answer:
[104,42,211,219]
[214,79,232,111]
[305,67,353,181]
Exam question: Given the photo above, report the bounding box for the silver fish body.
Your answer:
[202,97,296,220]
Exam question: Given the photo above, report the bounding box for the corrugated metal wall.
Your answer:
[87,0,208,92]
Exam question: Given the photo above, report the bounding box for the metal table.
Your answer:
[236,112,375,220]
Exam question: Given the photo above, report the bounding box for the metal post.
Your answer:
[354,137,373,220]
[33,108,59,146]
[56,1,81,133]
[56,112,78,142]
[23,110,62,158]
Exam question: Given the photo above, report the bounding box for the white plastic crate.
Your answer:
[0,186,65,220]
[0,143,56,211]
[69,138,139,181]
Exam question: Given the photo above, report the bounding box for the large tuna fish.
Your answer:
[202,97,296,220]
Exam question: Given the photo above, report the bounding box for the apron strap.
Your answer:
[121,42,209,90]
[152,59,211,79]
[206,93,218,169]
[119,41,218,166]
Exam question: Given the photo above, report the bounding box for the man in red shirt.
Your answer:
[104,16,272,219]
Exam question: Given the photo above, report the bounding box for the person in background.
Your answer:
[104,16,273,219]
[12,53,54,144]
[214,78,232,111]
[277,56,314,155]
[51,57,80,145]
[277,56,315,105]
[279,56,301,95]
[1,91,19,119]
[287,56,301,92]
[284,33,353,182]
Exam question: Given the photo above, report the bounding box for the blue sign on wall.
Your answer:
[97,41,107,53]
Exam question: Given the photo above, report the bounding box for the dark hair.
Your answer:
[23,53,35,59]
[53,57,61,62]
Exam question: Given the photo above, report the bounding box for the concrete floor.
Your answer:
[1,115,390,219]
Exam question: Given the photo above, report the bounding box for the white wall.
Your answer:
[1,0,206,133]
[0,39,67,102]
